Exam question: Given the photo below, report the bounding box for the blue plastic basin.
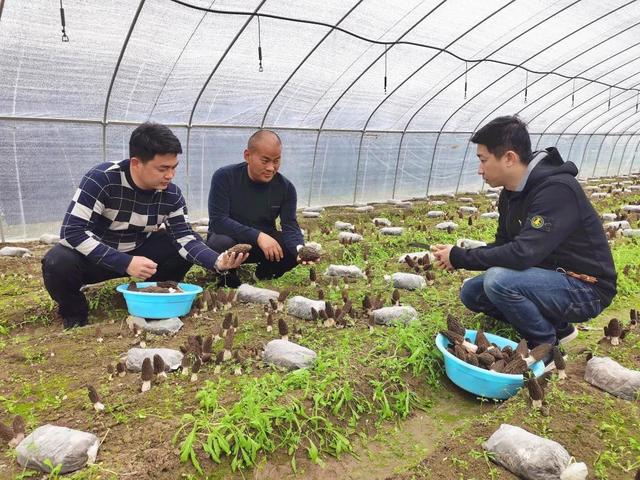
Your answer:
[116,282,203,319]
[435,329,545,400]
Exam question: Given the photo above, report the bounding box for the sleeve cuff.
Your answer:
[449,246,465,269]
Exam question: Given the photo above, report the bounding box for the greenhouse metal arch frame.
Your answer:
[1,0,640,241]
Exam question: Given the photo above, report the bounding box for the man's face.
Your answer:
[476,144,507,188]
[244,138,281,183]
[131,153,179,190]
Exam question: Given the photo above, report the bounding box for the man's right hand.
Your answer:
[126,256,158,280]
[257,232,283,262]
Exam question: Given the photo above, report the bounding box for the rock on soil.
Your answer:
[385,272,426,290]
[379,227,404,236]
[338,232,363,243]
[427,210,445,218]
[39,234,60,244]
[436,221,458,230]
[126,316,183,335]
[0,246,32,257]
[324,264,365,278]
[397,251,435,263]
[480,212,500,219]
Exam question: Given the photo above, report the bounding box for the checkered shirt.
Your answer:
[59,159,217,274]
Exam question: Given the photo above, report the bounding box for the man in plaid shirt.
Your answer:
[41,123,247,329]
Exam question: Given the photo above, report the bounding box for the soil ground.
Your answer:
[1,183,639,480]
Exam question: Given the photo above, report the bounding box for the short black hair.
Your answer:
[129,122,182,162]
[247,129,282,151]
[471,115,532,164]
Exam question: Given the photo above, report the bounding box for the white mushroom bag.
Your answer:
[483,424,587,480]
[16,425,100,474]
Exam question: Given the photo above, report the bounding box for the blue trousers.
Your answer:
[460,267,602,347]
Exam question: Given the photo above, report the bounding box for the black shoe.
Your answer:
[62,316,88,329]
[556,323,578,345]
[217,270,241,289]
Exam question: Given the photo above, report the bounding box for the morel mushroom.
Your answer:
[211,324,222,342]
[503,356,528,375]
[181,355,191,376]
[440,330,478,353]
[323,301,336,328]
[191,357,202,382]
[524,344,553,367]
[278,318,289,342]
[223,329,235,361]
[214,351,224,374]
[0,417,25,448]
[277,289,290,311]
[606,318,622,345]
[222,313,233,337]
[202,337,213,363]
[552,346,566,380]
[116,360,126,377]
[153,354,167,379]
[298,246,321,263]
[141,357,153,392]
[87,385,105,412]
[269,298,278,312]
[227,243,252,255]
[106,363,115,381]
[266,312,274,333]
[525,375,544,409]
[233,350,246,376]
[95,326,103,343]
[446,314,465,337]
[391,289,400,306]
[309,267,317,287]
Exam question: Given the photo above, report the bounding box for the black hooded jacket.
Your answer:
[449,147,617,308]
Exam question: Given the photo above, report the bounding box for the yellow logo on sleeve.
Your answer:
[531,215,545,229]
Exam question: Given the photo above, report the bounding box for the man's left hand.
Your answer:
[431,244,455,271]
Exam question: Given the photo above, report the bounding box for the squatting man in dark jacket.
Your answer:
[432,115,617,354]
[206,129,317,288]
[42,123,248,329]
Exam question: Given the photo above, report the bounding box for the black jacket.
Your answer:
[450,147,617,307]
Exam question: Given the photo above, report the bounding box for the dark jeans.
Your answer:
[206,231,297,283]
[41,231,192,327]
[460,267,602,347]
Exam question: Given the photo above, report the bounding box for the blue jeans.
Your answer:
[460,267,602,347]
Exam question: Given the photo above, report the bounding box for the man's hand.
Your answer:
[215,251,249,272]
[127,256,158,280]
[257,232,283,262]
[431,244,455,272]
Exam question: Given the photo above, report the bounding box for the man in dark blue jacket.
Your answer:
[206,130,306,287]
[432,115,616,349]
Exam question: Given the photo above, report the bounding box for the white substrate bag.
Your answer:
[263,339,317,370]
[335,221,355,231]
[0,246,32,257]
[286,296,326,320]
[384,273,426,290]
[324,264,365,278]
[584,356,640,401]
[483,424,587,480]
[16,425,100,474]
[126,348,183,372]
[338,232,363,243]
[372,306,418,326]
[236,284,279,305]
[379,227,404,236]
[456,238,487,249]
[397,251,435,264]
